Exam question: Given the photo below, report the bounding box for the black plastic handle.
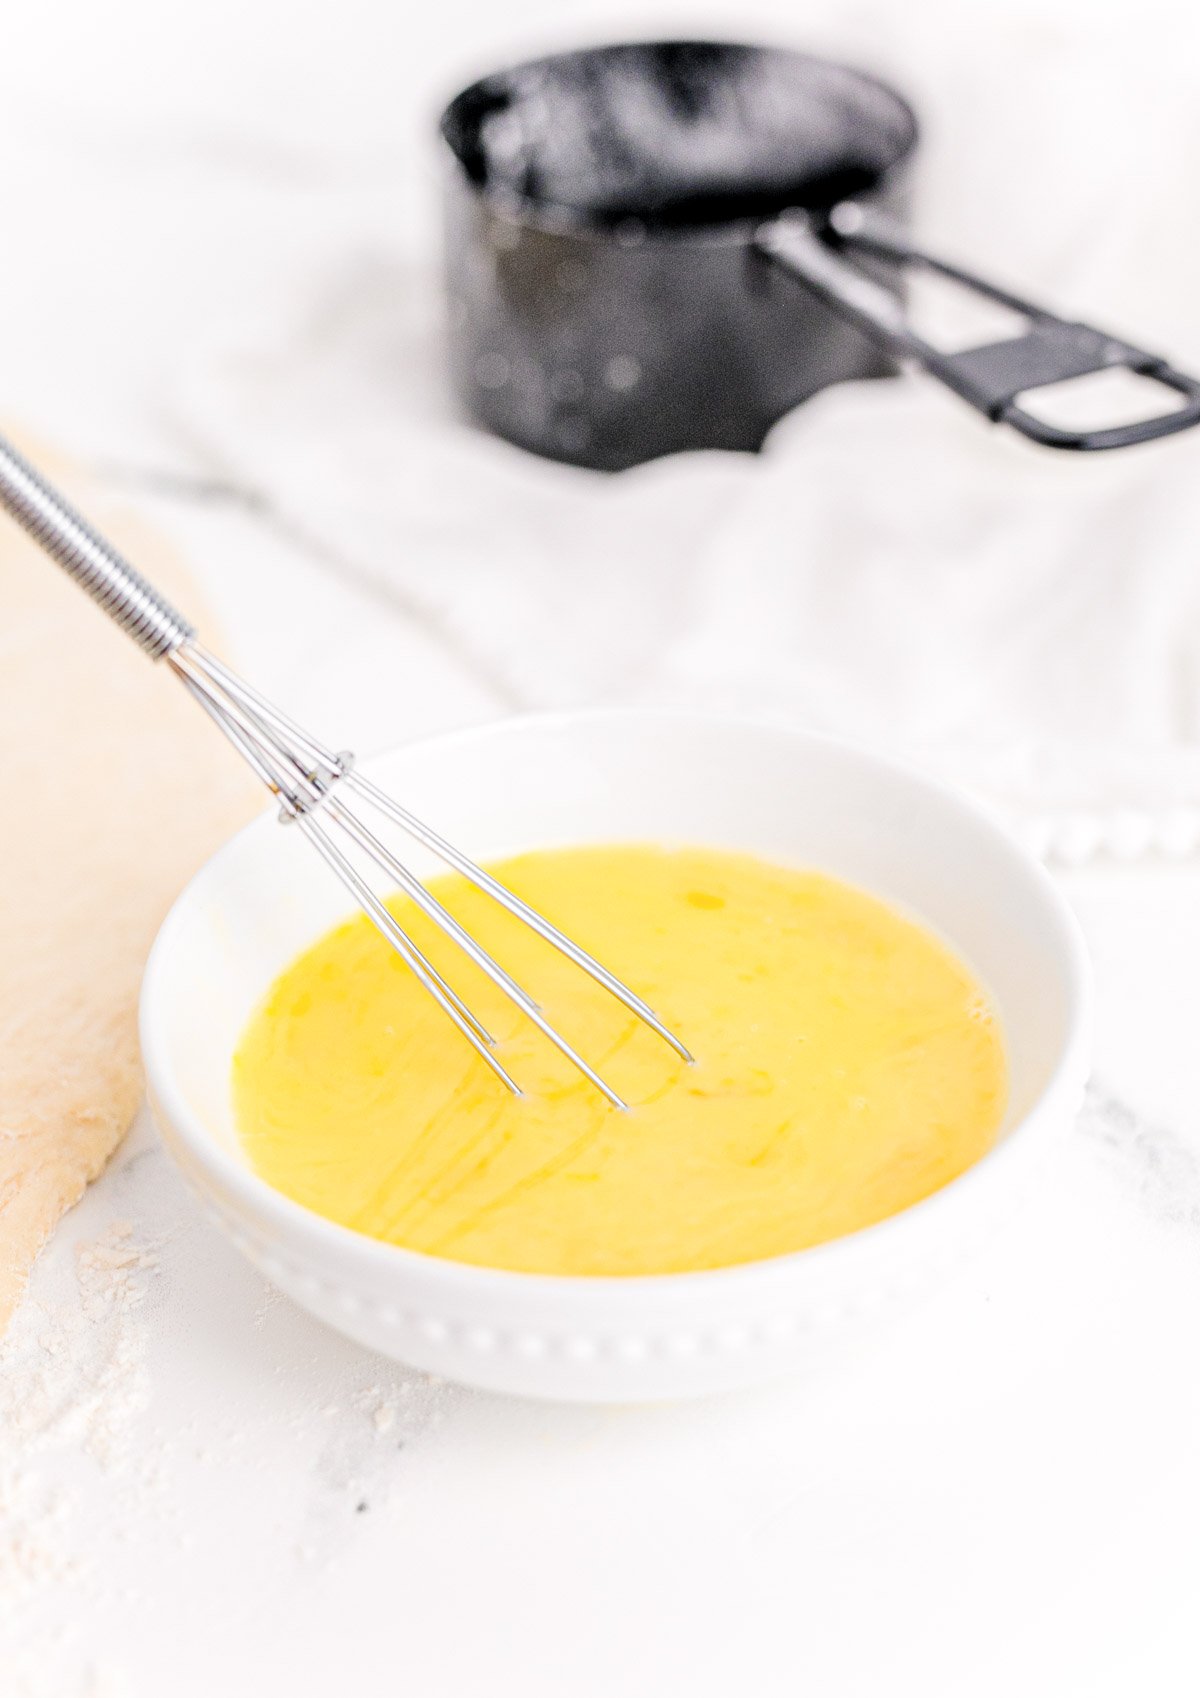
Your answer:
[756,203,1200,451]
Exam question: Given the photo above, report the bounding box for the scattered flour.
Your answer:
[0,1222,158,1466]
[1,1202,461,1692]
[0,1471,78,1600]
[7,1653,135,1698]
[0,1221,160,1613]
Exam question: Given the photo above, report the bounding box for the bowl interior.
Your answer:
[144,714,1083,1182]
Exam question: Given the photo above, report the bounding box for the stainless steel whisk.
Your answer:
[0,433,691,1107]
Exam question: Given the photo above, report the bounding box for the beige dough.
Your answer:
[0,435,257,1331]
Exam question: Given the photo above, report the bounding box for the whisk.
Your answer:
[0,433,691,1107]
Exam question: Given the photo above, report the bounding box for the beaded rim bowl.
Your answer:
[140,711,1091,1401]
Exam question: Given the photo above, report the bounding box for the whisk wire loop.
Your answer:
[0,429,692,1106]
[294,812,518,1091]
[172,645,691,1102]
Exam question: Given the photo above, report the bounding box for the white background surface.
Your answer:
[3,0,1200,1692]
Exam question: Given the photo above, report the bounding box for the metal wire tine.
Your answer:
[172,645,335,794]
[183,644,342,777]
[174,660,496,1053]
[174,667,297,804]
[323,794,630,1112]
[323,794,530,1005]
[171,644,676,1103]
[298,814,520,1094]
[347,772,694,1064]
[384,946,496,1049]
[176,665,326,823]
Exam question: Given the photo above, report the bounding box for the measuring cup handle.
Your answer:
[756,205,1200,452]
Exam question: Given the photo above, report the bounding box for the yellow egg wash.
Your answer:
[232,846,1007,1276]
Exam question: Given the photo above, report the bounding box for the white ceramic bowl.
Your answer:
[141,711,1091,1402]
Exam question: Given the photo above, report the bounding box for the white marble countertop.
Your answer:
[4,3,1200,1693]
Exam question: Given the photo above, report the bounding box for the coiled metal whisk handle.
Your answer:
[0,431,193,657]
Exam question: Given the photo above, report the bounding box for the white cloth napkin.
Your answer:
[176,240,1200,841]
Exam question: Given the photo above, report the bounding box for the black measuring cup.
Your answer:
[440,41,1200,470]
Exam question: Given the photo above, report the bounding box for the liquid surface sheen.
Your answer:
[233,846,1007,1276]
